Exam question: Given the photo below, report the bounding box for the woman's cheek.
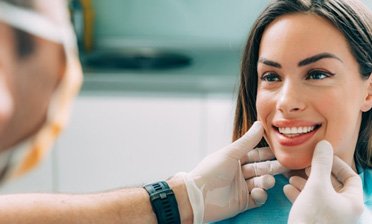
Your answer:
[256,97,266,126]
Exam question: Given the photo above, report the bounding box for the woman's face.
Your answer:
[256,13,372,170]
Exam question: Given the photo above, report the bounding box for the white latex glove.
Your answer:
[181,121,288,223]
[284,140,364,224]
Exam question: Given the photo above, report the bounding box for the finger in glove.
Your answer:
[307,164,348,192]
[250,188,268,208]
[289,176,306,191]
[246,174,275,191]
[283,184,300,203]
[241,147,275,164]
[226,121,264,160]
[242,160,288,179]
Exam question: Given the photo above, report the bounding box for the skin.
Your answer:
[256,13,372,170]
[0,174,194,223]
[0,22,65,152]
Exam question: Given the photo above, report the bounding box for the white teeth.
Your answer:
[278,126,316,135]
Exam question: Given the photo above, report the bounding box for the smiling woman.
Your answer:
[234,0,372,172]
[256,12,369,170]
[216,0,372,223]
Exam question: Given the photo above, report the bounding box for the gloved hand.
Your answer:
[179,121,288,223]
[284,140,364,224]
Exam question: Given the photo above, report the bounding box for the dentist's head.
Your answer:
[0,0,82,180]
[234,0,372,170]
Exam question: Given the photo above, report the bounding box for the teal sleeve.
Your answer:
[214,168,372,224]
[213,175,291,224]
[359,168,372,223]
[361,168,372,209]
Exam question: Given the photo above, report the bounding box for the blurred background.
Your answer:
[90,0,269,49]
[1,0,371,194]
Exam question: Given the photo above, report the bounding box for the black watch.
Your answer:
[143,181,181,224]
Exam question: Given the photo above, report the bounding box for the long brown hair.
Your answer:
[233,0,372,168]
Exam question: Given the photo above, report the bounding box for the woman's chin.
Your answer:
[282,162,309,170]
[276,153,312,170]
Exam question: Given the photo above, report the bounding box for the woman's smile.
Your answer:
[271,120,322,147]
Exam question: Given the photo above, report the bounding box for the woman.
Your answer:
[218,0,372,223]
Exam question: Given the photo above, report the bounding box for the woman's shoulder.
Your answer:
[359,167,372,190]
[359,167,372,208]
[213,175,291,224]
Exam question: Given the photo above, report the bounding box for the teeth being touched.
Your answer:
[278,126,315,135]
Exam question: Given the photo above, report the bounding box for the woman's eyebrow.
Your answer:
[258,52,343,68]
[258,58,282,68]
[298,52,343,66]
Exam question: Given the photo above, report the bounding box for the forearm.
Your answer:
[0,176,193,223]
[0,188,155,223]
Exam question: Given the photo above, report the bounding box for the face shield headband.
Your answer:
[0,1,76,50]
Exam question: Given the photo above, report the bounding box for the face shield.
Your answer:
[0,0,82,181]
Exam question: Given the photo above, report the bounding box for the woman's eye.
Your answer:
[306,70,331,80]
[261,72,280,82]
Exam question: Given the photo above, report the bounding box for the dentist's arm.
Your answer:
[0,187,169,224]
[0,122,286,224]
[0,175,194,224]
[284,140,364,224]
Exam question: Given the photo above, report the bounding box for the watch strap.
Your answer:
[143,181,181,224]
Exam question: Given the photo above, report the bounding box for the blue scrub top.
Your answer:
[215,168,372,224]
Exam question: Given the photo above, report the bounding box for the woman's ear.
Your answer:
[361,73,372,112]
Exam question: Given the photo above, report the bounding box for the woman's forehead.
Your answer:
[258,13,353,65]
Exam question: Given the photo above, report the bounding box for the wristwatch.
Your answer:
[143,181,181,224]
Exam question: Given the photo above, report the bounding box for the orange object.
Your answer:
[81,0,95,52]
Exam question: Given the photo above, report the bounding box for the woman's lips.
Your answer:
[272,122,321,147]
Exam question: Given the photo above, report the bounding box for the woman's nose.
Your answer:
[276,81,306,114]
